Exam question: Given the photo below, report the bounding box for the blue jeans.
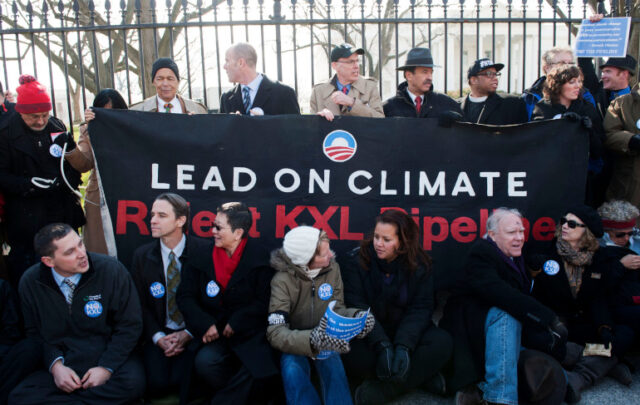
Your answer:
[478,307,521,405]
[281,353,353,405]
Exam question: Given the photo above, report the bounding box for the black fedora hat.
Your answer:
[518,349,567,405]
[397,47,439,70]
[600,54,637,76]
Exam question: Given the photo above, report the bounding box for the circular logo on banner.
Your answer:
[49,144,63,158]
[84,301,103,318]
[149,282,165,298]
[636,118,640,130]
[543,260,560,276]
[552,114,562,120]
[317,283,333,300]
[206,280,220,297]
[323,130,357,162]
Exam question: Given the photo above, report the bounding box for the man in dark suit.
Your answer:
[131,192,212,403]
[220,43,300,115]
[459,58,529,125]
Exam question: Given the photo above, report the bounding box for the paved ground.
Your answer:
[389,372,640,404]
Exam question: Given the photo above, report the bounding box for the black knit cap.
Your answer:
[564,204,603,238]
[151,57,179,81]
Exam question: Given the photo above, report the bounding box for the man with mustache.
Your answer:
[459,58,528,125]
[383,47,461,119]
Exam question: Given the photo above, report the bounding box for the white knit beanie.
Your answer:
[283,226,321,266]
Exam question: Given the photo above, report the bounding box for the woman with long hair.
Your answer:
[341,209,452,405]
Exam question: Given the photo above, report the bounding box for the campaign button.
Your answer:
[150,282,165,298]
[84,301,103,318]
[317,283,333,300]
[543,260,560,276]
[49,144,63,158]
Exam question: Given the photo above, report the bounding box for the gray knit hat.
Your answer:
[283,226,321,266]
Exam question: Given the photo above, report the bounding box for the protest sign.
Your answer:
[90,111,588,289]
[317,301,369,360]
[575,17,631,58]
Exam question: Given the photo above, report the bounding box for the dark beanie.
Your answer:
[565,204,603,238]
[151,58,179,81]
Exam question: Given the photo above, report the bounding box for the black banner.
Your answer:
[90,110,588,288]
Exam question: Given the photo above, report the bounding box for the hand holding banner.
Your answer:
[317,301,370,360]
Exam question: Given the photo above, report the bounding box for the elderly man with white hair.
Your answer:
[441,208,568,405]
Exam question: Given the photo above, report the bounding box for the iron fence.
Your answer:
[0,0,637,127]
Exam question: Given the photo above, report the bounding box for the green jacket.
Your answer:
[604,85,640,206]
[266,248,359,357]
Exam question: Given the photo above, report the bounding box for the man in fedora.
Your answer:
[383,47,461,119]
[459,58,528,125]
[131,57,208,114]
[310,44,384,121]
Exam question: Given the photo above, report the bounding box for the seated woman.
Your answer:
[530,205,634,402]
[267,225,374,405]
[597,200,640,351]
[342,209,452,405]
[176,202,279,404]
[531,64,605,206]
[65,89,128,254]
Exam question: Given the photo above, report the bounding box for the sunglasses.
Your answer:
[213,223,229,231]
[477,72,501,78]
[560,217,586,229]
[614,229,638,238]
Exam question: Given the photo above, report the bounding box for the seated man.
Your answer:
[440,208,566,405]
[9,223,144,405]
[220,43,300,115]
[132,192,212,403]
[0,279,41,404]
[311,44,384,121]
[131,57,208,114]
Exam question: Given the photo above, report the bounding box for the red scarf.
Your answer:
[213,238,248,289]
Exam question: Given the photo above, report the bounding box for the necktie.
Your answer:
[166,251,183,324]
[415,96,422,114]
[63,278,76,306]
[342,86,349,95]
[242,86,251,113]
[164,103,173,113]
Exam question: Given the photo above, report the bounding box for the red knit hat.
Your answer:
[15,74,52,113]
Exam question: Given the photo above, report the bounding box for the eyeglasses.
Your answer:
[614,229,638,238]
[213,223,230,231]
[560,217,586,229]
[336,60,359,66]
[477,72,501,78]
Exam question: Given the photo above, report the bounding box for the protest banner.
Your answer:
[317,301,369,360]
[90,111,588,289]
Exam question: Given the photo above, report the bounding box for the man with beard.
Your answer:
[460,58,528,125]
[383,47,461,120]
[0,75,85,288]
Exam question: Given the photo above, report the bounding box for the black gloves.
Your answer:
[548,316,568,352]
[599,326,614,350]
[438,110,463,128]
[309,316,350,354]
[562,112,581,122]
[375,340,393,380]
[355,311,375,339]
[375,341,411,382]
[52,131,76,152]
[628,134,640,151]
[25,177,61,196]
[581,116,592,130]
[390,345,411,382]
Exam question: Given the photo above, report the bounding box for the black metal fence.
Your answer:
[0,0,637,126]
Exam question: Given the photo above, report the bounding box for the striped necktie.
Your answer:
[242,86,251,113]
[166,251,183,324]
[63,278,76,306]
